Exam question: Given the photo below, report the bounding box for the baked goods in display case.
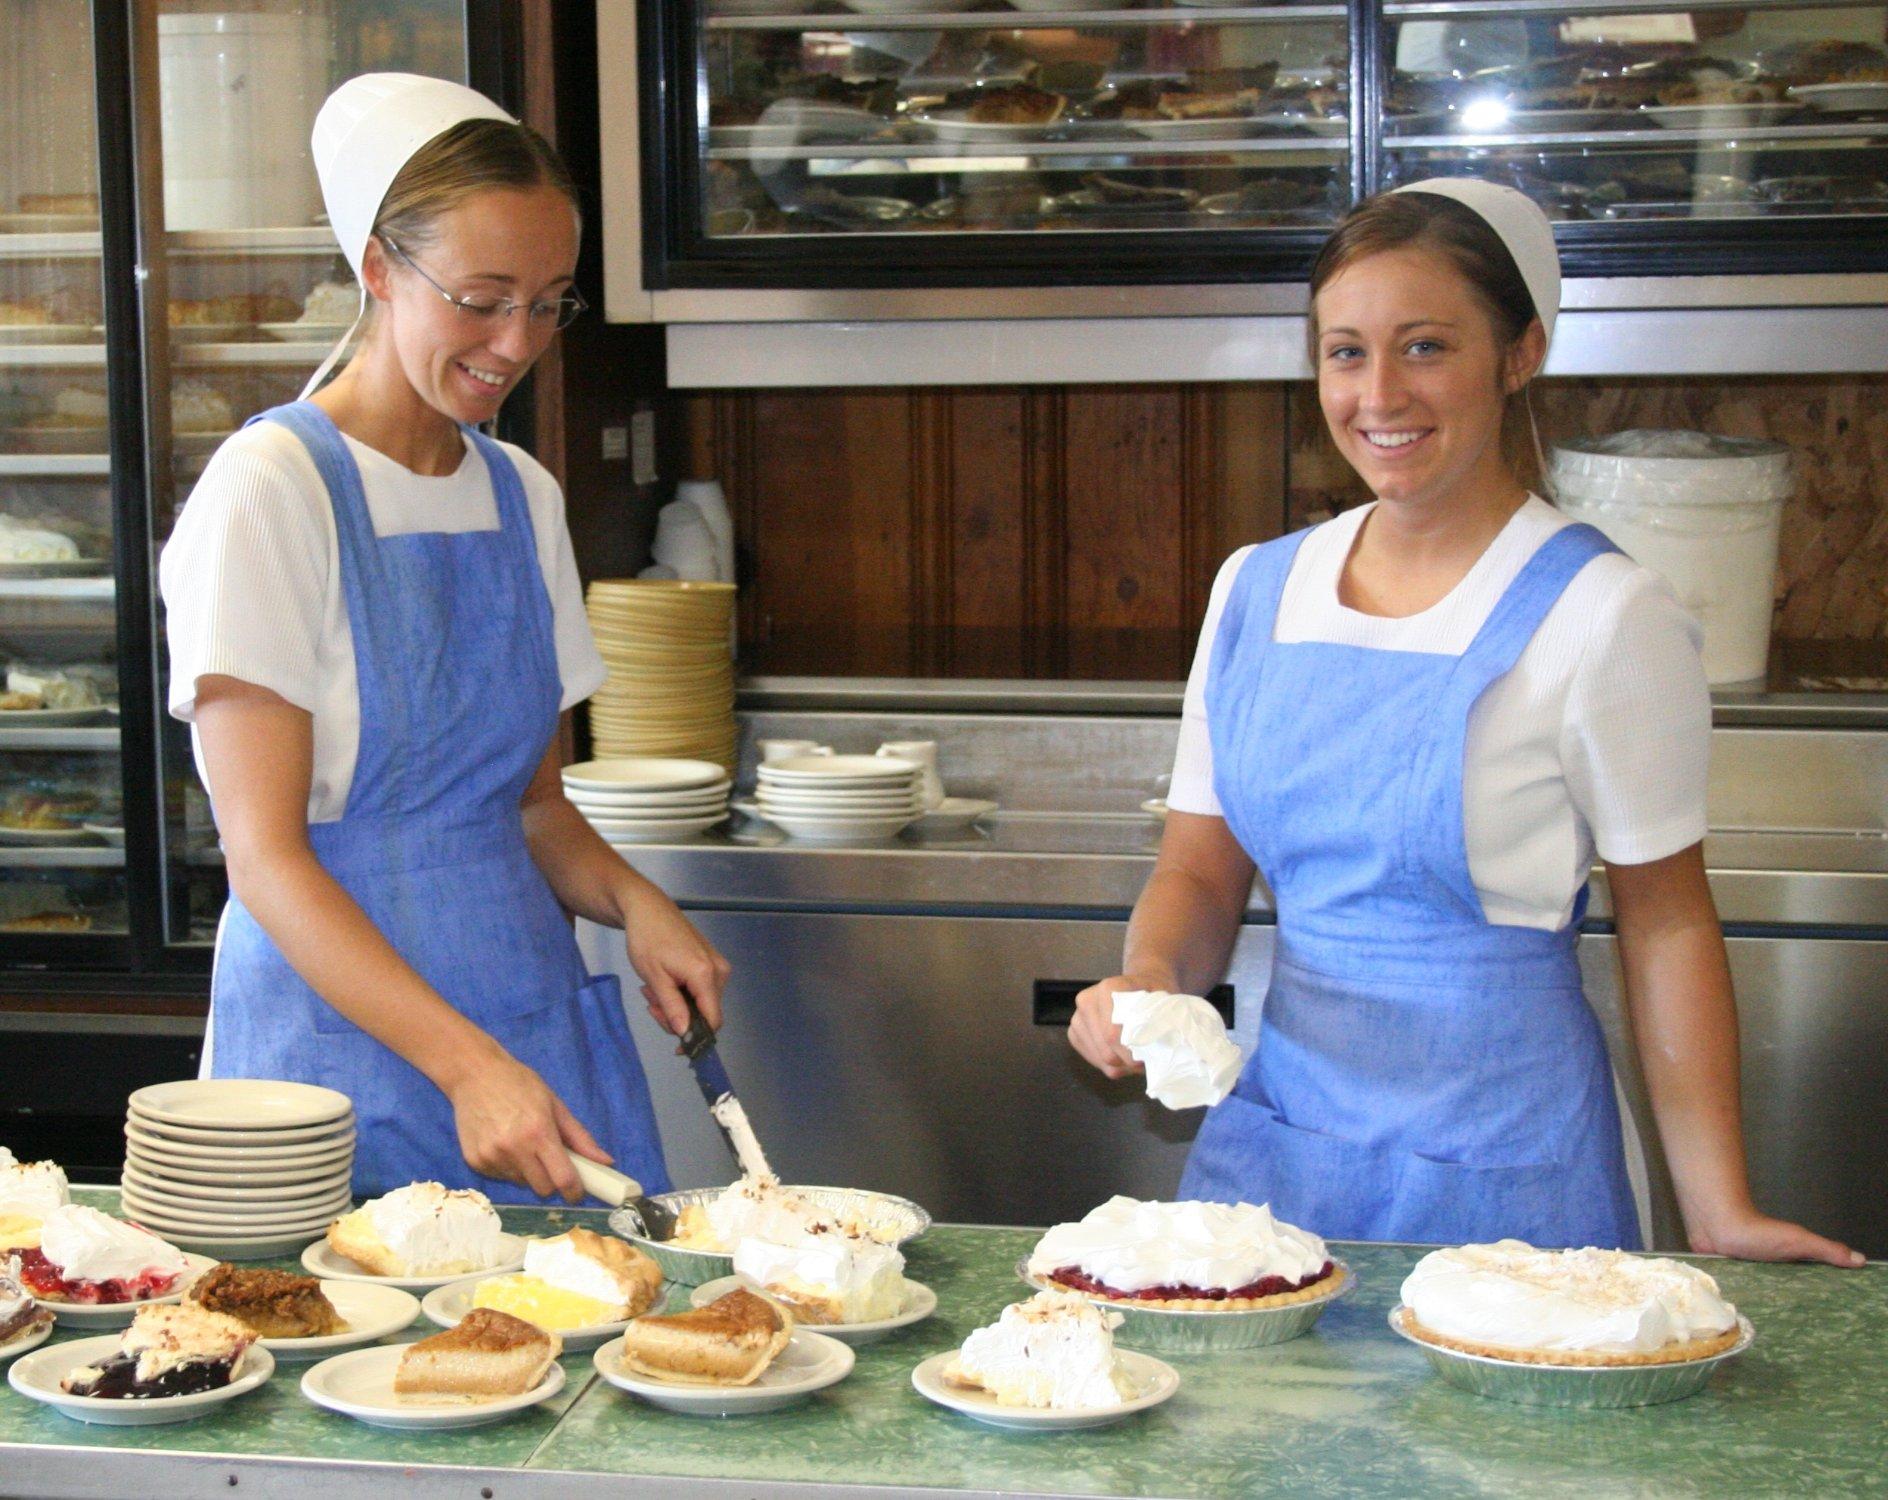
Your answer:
[615,1287,792,1386]
[471,1227,663,1332]
[327,1182,508,1278]
[60,1302,255,1398]
[394,1307,560,1398]
[186,1264,345,1340]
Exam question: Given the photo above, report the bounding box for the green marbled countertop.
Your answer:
[1,1190,1882,1499]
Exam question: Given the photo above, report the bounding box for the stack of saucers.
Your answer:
[585,580,737,771]
[746,754,924,843]
[563,756,733,844]
[119,1080,355,1261]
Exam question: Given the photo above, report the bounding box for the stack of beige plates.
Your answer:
[744,754,925,843]
[120,1080,355,1261]
[563,757,732,844]
[586,580,737,771]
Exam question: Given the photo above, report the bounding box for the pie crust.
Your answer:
[1397,1307,1743,1367]
[1044,1262,1343,1312]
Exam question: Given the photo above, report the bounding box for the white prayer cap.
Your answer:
[312,73,515,279]
[1391,178,1561,349]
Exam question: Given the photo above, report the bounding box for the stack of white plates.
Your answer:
[564,756,733,844]
[120,1080,356,1260]
[748,754,924,843]
[586,580,737,771]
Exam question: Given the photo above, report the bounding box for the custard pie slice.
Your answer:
[615,1288,791,1386]
[394,1308,560,1398]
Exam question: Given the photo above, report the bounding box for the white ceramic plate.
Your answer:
[162,1227,346,1261]
[81,823,126,846]
[736,803,917,843]
[121,1162,350,1204]
[0,704,109,725]
[127,1119,357,1152]
[257,321,352,343]
[166,323,249,345]
[1642,102,1798,130]
[0,325,95,346]
[9,1337,273,1426]
[840,0,980,11]
[302,1234,528,1291]
[36,1253,218,1329]
[1789,82,1888,113]
[0,826,94,846]
[129,1079,353,1131]
[118,1196,353,1236]
[759,754,917,784]
[1142,797,1169,822]
[563,757,728,793]
[0,1315,54,1363]
[122,1153,348,1189]
[299,1341,564,1429]
[567,782,731,808]
[0,560,106,579]
[590,814,728,844]
[592,1328,854,1415]
[258,1281,421,1361]
[913,798,998,833]
[910,1347,1178,1429]
[420,1275,642,1354]
[120,1178,352,1216]
[908,110,1061,144]
[123,1125,356,1165]
[690,1276,937,1344]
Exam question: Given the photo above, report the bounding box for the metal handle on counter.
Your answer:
[566,1153,644,1207]
[1031,980,1236,1028]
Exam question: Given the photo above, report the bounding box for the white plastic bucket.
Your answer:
[158,14,328,230]
[1550,430,1794,687]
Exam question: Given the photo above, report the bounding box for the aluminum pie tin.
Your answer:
[1016,1258,1353,1353]
[1389,1306,1756,1408]
[610,1186,931,1286]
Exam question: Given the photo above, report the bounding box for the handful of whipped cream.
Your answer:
[1110,989,1244,1109]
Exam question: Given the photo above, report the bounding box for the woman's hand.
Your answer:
[1067,976,1151,1080]
[621,882,731,1037]
[445,1047,607,1203]
[1689,1208,1865,1268]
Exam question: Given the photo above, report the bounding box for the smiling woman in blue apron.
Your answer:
[159,76,728,1204]
[1070,181,1859,1268]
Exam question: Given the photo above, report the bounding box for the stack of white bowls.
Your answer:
[119,1080,355,1260]
[585,580,737,771]
[563,756,733,844]
[749,754,924,843]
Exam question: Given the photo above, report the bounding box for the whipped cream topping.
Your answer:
[954,1290,1127,1409]
[733,1233,905,1311]
[364,1183,503,1275]
[710,1096,777,1184]
[39,1205,187,1285]
[703,1178,832,1249]
[1401,1239,1739,1355]
[523,1233,629,1306]
[117,1303,251,1384]
[1111,990,1244,1109]
[0,1155,69,1221]
[1027,1195,1329,1294]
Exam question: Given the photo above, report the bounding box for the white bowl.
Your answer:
[128,1079,352,1131]
[9,1337,274,1425]
[910,1347,1178,1430]
[592,1328,853,1415]
[299,1341,564,1429]
[759,754,918,784]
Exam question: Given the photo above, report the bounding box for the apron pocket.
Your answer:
[1394,1153,1573,1246]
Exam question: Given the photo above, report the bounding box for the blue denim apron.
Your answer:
[1179,519,1640,1249]
[207,402,669,1204]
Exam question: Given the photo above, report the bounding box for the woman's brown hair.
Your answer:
[373,116,579,250]
[1307,189,1543,486]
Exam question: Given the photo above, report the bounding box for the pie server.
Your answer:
[675,992,777,1182]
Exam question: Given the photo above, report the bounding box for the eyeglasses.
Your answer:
[381,236,587,331]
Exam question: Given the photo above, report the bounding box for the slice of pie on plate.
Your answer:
[61,1303,254,1398]
[615,1288,791,1386]
[394,1307,560,1398]
[472,1226,661,1330]
[187,1263,343,1339]
[943,1290,1131,1409]
[327,1182,504,1277]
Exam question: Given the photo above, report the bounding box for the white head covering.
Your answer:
[300,73,515,398]
[1390,178,1560,349]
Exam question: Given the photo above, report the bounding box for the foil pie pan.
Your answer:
[610,1186,931,1286]
[1016,1258,1353,1353]
[1389,1306,1755,1408]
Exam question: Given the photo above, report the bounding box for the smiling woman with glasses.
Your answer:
[159,75,728,1208]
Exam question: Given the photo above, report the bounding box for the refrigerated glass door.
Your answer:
[139,1,474,949]
[0,2,129,954]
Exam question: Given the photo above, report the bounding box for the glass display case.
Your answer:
[628,1,1888,291]
[1,0,508,980]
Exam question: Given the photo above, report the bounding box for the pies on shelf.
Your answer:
[614,1288,791,1386]
[472,1227,661,1331]
[62,1303,254,1399]
[943,1290,1130,1409]
[326,1181,505,1277]
[1398,1239,1743,1367]
[965,84,1064,126]
[15,1204,188,1305]
[187,1263,343,1339]
[1028,1196,1339,1310]
[394,1307,559,1398]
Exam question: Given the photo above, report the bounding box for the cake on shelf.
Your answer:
[327,1181,505,1278]
[1398,1239,1743,1367]
[943,1290,1131,1409]
[62,1303,254,1399]
[471,1226,661,1331]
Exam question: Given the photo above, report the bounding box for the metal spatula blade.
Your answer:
[565,1153,677,1241]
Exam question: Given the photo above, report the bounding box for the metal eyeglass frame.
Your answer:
[380,235,587,330]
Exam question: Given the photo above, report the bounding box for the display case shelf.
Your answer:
[705,5,1349,28]
[0,726,119,752]
[0,576,115,600]
[707,135,1349,161]
[0,846,123,870]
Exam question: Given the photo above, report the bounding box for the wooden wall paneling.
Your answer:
[908,391,951,677]
[942,391,1031,679]
[1022,390,1069,679]
[717,393,760,656]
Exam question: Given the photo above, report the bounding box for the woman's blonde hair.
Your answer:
[1307,190,1543,487]
[373,116,578,250]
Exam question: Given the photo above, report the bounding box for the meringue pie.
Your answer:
[327,1182,504,1277]
[473,1227,661,1331]
[944,1290,1130,1409]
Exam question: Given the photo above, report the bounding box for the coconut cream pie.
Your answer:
[0,1148,69,1247]
[1029,1196,1338,1310]
[472,1227,661,1331]
[327,1182,504,1277]
[672,1177,900,1253]
[17,1204,189,1305]
[732,1232,906,1325]
[1398,1239,1743,1367]
[944,1290,1131,1409]
[62,1303,253,1399]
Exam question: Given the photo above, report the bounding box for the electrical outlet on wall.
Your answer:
[631,407,658,487]
[601,425,629,461]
